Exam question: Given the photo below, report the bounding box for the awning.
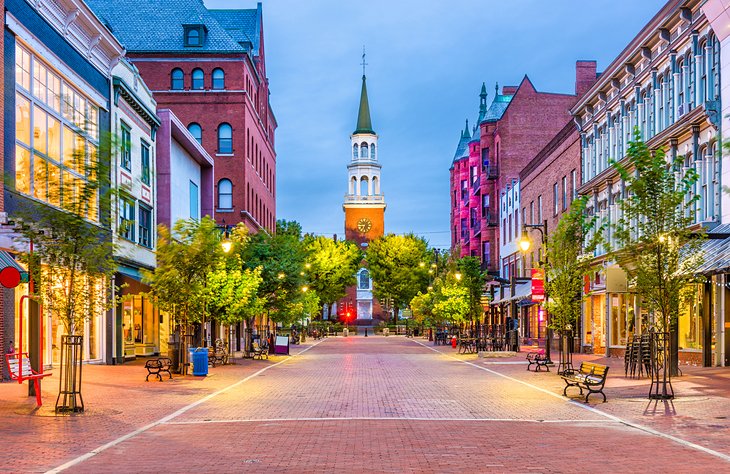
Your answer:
[490,282,532,305]
[0,250,29,288]
[695,236,730,275]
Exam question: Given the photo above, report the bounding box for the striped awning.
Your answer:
[0,251,29,288]
[695,236,730,275]
[491,282,532,305]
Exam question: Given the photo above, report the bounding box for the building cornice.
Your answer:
[27,0,125,75]
[113,77,161,136]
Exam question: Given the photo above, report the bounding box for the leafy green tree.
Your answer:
[304,236,362,318]
[241,220,309,324]
[432,279,470,324]
[456,256,487,322]
[206,258,264,326]
[366,234,431,323]
[142,217,223,357]
[612,129,704,376]
[544,196,600,333]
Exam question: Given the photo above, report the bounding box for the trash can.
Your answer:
[343,328,349,337]
[189,347,209,376]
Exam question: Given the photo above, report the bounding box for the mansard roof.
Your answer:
[452,121,471,161]
[87,0,259,53]
[482,93,512,123]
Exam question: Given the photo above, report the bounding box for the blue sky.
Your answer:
[206,0,666,249]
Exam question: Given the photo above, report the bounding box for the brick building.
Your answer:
[450,64,596,275]
[88,0,276,233]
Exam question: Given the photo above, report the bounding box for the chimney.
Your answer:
[575,60,598,97]
[502,85,518,96]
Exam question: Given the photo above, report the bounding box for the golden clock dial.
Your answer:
[357,218,372,233]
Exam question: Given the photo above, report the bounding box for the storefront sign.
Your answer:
[531,268,545,302]
[584,275,591,295]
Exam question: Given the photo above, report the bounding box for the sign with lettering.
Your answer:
[531,268,545,302]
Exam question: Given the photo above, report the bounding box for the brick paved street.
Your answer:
[2,336,730,473]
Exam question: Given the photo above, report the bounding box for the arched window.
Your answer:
[218,178,233,209]
[192,68,204,90]
[372,176,379,195]
[171,68,184,90]
[187,123,202,144]
[212,68,225,90]
[370,143,376,160]
[350,177,357,195]
[677,58,685,112]
[359,269,370,289]
[665,71,672,125]
[699,40,707,103]
[710,35,720,100]
[685,52,694,108]
[218,123,232,153]
[186,28,201,46]
[360,142,368,159]
[353,144,358,159]
[360,176,369,196]
[657,76,665,131]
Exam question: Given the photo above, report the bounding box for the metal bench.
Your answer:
[208,339,228,367]
[526,350,549,372]
[561,361,609,403]
[251,341,268,360]
[145,359,163,382]
[5,353,51,406]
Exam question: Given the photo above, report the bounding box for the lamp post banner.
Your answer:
[531,268,545,302]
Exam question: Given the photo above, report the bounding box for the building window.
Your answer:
[352,144,358,159]
[218,123,232,153]
[141,141,150,185]
[571,169,577,201]
[359,269,370,290]
[189,181,199,219]
[553,183,559,215]
[537,195,543,222]
[561,176,567,211]
[212,68,225,90]
[460,180,467,200]
[120,123,131,171]
[482,241,490,263]
[360,142,368,158]
[188,123,202,145]
[191,68,204,90]
[184,25,205,47]
[139,205,152,248]
[218,178,233,209]
[171,68,184,90]
[120,196,135,241]
[371,143,376,159]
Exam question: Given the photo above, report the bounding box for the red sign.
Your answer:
[584,275,591,295]
[531,268,545,302]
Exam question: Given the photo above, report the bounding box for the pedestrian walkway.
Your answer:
[2,336,729,472]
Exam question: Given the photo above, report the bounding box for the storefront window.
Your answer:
[610,294,636,346]
[583,294,605,353]
[678,285,703,350]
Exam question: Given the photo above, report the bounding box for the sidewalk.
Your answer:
[422,337,730,458]
[0,340,319,472]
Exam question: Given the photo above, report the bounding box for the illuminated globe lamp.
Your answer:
[518,229,532,252]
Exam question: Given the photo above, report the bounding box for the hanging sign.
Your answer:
[531,268,545,302]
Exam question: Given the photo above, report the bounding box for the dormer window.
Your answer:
[184,25,206,47]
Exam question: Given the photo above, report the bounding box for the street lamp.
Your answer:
[518,220,551,364]
[454,272,462,281]
[220,220,232,253]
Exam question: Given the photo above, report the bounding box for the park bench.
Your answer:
[208,340,228,367]
[458,338,476,354]
[144,357,173,382]
[561,361,609,403]
[526,350,549,372]
[5,352,51,406]
[251,341,268,360]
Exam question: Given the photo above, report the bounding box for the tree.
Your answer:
[410,290,436,326]
[432,279,470,324]
[456,256,487,322]
[206,258,264,327]
[142,217,223,364]
[366,234,431,323]
[612,129,704,377]
[544,195,600,333]
[304,236,362,317]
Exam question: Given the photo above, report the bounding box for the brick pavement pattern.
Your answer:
[2,337,729,472]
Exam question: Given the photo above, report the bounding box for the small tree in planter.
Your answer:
[13,141,116,413]
[612,130,704,395]
[544,195,601,374]
[142,217,223,372]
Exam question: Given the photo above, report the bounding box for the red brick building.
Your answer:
[450,62,597,275]
[88,1,276,233]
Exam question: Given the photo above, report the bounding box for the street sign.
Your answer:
[531,268,545,302]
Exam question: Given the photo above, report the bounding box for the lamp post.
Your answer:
[518,219,552,364]
[220,220,232,253]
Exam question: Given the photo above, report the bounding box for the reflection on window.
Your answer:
[141,142,151,185]
[188,123,202,144]
[171,68,184,90]
[121,124,131,170]
[218,178,232,209]
[212,68,225,90]
[15,45,31,91]
[16,94,30,145]
[120,197,135,241]
[16,146,31,194]
[218,123,232,153]
[139,205,152,248]
[359,269,370,289]
[192,68,204,90]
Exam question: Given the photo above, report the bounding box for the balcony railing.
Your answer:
[485,165,499,180]
[344,194,385,203]
[483,210,498,227]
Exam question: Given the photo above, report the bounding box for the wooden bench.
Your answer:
[526,350,549,372]
[5,353,51,406]
[561,361,609,403]
[251,341,268,360]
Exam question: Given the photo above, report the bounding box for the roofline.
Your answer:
[158,109,214,168]
[571,0,686,113]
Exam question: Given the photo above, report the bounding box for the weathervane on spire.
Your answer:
[361,46,368,77]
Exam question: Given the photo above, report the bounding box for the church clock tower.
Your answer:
[342,70,385,321]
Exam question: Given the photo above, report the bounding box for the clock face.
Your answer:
[357,218,372,233]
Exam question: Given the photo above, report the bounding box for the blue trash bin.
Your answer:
[190,347,209,376]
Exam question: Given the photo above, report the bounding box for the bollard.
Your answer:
[365,328,368,337]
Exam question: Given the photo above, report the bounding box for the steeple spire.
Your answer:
[478,82,488,122]
[354,74,375,135]
[463,119,470,139]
